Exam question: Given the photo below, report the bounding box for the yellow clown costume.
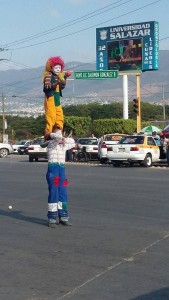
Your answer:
[43,56,71,139]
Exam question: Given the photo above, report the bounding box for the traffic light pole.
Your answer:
[136,74,141,132]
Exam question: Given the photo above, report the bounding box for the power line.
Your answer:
[1,0,133,48]
[7,0,162,51]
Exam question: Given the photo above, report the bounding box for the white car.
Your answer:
[12,140,28,153]
[75,137,99,161]
[107,135,165,167]
[98,133,127,164]
[27,137,47,162]
[0,142,14,158]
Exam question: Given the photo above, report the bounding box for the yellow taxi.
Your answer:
[106,135,164,167]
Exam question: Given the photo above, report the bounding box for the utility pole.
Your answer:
[2,93,5,136]
[150,84,166,120]
[162,84,165,120]
[1,93,8,143]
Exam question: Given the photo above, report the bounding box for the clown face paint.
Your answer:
[53,64,62,75]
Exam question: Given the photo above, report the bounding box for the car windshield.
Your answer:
[16,141,26,145]
[25,141,32,146]
[78,139,98,145]
[119,136,144,145]
[32,139,44,145]
[105,135,123,141]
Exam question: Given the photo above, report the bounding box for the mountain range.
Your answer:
[0,50,168,116]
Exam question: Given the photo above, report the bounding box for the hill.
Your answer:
[0,50,168,116]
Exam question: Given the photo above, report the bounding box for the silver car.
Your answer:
[0,142,14,158]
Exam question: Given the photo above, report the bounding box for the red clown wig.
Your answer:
[45,56,65,72]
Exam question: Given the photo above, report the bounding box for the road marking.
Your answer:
[55,233,169,299]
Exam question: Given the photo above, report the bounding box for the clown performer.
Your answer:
[46,126,75,227]
[43,56,72,140]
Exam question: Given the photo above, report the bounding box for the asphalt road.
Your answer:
[0,155,169,300]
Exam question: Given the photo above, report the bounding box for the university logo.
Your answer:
[100,30,108,40]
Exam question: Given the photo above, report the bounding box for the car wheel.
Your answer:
[77,152,87,162]
[35,158,38,162]
[0,148,9,158]
[29,156,34,162]
[113,161,121,167]
[142,154,152,167]
[100,158,107,164]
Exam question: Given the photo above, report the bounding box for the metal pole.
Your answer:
[122,75,128,119]
[136,74,141,132]
[2,93,5,136]
[162,85,165,120]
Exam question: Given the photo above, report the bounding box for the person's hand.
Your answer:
[44,74,52,89]
[64,70,72,79]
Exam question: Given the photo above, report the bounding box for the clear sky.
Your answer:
[0,0,168,70]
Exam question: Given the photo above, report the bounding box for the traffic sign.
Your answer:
[74,70,118,80]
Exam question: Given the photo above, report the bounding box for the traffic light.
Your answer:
[133,98,139,114]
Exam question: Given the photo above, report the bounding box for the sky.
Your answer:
[0,0,168,70]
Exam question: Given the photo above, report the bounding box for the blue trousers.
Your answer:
[46,164,69,222]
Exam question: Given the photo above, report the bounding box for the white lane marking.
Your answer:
[55,233,169,299]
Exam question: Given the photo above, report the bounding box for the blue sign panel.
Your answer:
[96,21,159,72]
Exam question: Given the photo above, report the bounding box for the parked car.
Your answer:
[67,138,79,162]
[107,135,166,167]
[0,142,14,158]
[74,137,99,161]
[98,133,127,164]
[161,124,169,137]
[18,141,33,155]
[13,140,28,153]
[27,137,47,162]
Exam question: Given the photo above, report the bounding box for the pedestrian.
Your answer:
[65,130,73,162]
[164,134,169,166]
[42,56,72,140]
[46,125,75,228]
[90,133,96,138]
[152,131,161,146]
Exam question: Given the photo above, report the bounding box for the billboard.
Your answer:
[96,21,159,72]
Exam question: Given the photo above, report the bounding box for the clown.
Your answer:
[43,56,72,139]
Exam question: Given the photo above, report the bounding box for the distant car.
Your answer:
[98,133,127,164]
[161,124,169,137]
[75,137,99,161]
[106,135,165,167]
[0,142,14,158]
[27,137,47,162]
[66,138,79,162]
[18,141,32,155]
[13,140,28,153]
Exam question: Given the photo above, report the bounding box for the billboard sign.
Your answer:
[96,21,159,72]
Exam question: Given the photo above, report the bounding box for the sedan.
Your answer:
[27,137,47,162]
[98,133,127,164]
[18,141,33,155]
[107,135,164,167]
[12,140,28,153]
[0,142,14,158]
